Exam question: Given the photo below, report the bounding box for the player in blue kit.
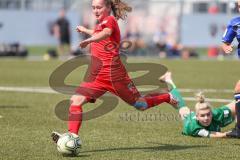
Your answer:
[222,1,240,58]
[221,1,240,138]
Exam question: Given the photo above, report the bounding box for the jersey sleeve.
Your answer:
[183,124,209,137]
[197,129,210,137]
[212,106,234,127]
[182,113,210,137]
[222,21,237,44]
[101,16,116,31]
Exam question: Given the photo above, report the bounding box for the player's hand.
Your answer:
[76,25,86,33]
[222,43,233,54]
[79,39,90,48]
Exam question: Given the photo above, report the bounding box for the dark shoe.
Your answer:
[51,131,61,143]
[226,126,240,138]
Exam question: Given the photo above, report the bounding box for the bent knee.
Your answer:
[70,95,87,106]
[132,100,148,111]
[179,107,190,120]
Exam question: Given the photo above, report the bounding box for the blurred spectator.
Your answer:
[53,9,71,56]
[124,28,147,56]
[207,3,219,58]
[208,3,219,14]
[153,27,168,58]
[166,43,182,58]
[181,47,199,60]
[208,47,219,58]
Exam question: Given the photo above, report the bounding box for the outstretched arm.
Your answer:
[195,129,230,138]
[209,132,229,138]
[76,25,94,36]
[79,28,112,48]
[221,22,236,55]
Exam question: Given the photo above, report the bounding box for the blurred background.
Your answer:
[0,0,239,59]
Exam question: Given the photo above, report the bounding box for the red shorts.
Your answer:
[75,76,140,105]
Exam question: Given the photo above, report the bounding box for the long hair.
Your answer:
[195,92,211,114]
[105,0,132,20]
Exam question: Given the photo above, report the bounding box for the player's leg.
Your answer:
[225,80,240,138]
[68,84,107,135]
[234,80,240,134]
[51,82,106,143]
[135,92,178,111]
[62,37,71,55]
[159,72,190,119]
[224,101,236,118]
[112,76,177,111]
[58,42,64,56]
[68,95,87,134]
[51,94,87,143]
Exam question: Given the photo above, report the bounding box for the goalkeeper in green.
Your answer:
[160,72,240,138]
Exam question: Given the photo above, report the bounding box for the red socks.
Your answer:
[144,93,170,109]
[67,94,170,133]
[68,105,82,135]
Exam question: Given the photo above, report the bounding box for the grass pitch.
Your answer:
[0,58,239,160]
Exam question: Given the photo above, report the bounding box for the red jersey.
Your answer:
[89,16,128,82]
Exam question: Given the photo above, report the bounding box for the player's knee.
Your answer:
[132,100,148,111]
[70,95,86,106]
[179,107,190,120]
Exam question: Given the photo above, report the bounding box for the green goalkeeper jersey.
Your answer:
[182,106,234,137]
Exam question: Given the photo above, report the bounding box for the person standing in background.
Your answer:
[54,9,71,56]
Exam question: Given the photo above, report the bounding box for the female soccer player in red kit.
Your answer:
[52,0,177,144]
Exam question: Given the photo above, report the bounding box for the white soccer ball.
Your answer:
[57,133,81,156]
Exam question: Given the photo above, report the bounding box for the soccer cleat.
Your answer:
[226,126,240,138]
[51,131,62,143]
[168,93,179,109]
[159,72,174,91]
[159,71,172,83]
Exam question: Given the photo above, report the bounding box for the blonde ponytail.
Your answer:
[195,92,205,103]
[195,92,211,113]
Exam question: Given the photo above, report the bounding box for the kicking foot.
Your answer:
[159,72,172,83]
[51,131,61,143]
[159,72,174,91]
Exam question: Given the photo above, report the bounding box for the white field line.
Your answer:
[179,88,233,93]
[0,86,233,103]
[0,86,58,94]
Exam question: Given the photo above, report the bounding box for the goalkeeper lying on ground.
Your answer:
[160,72,240,138]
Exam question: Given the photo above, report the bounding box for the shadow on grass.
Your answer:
[234,143,240,146]
[63,154,91,158]
[80,143,209,154]
[0,105,29,109]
